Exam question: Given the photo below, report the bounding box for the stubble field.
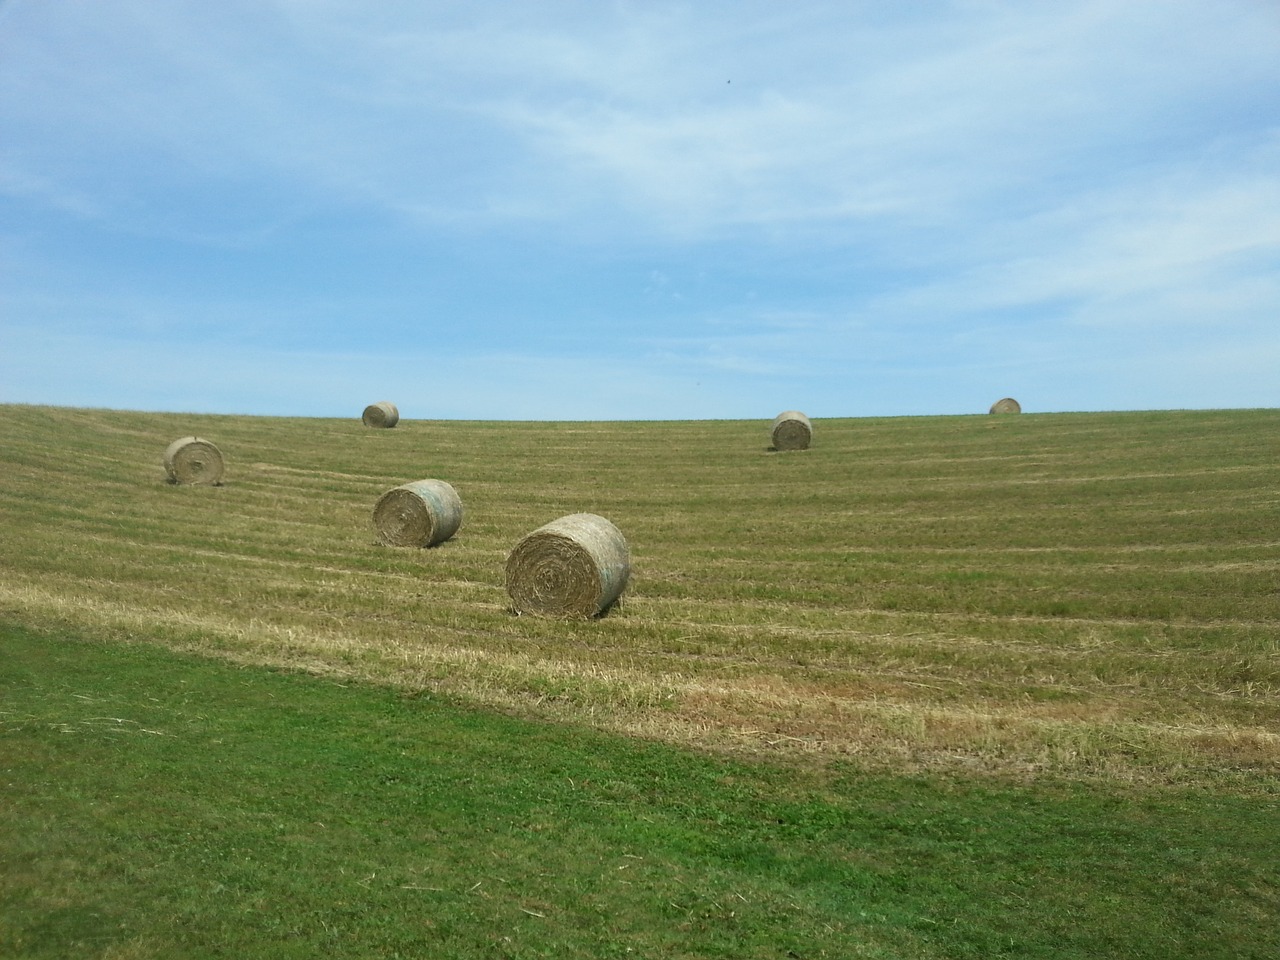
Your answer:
[2,403,1276,786]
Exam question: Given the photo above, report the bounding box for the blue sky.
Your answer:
[2,1,1278,420]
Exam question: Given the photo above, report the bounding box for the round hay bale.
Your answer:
[771,410,812,451]
[505,513,630,618]
[989,397,1022,415]
[362,401,399,428]
[373,479,463,548]
[163,436,224,485]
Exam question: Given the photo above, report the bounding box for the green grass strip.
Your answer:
[2,619,1277,959]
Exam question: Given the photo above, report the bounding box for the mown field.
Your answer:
[2,403,1278,957]
[2,404,1277,782]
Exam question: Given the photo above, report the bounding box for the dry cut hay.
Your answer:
[770,410,812,451]
[989,397,1022,415]
[373,479,463,548]
[163,436,225,485]
[362,401,400,428]
[505,513,630,618]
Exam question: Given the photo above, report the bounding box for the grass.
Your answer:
[0,404,1276,784]
[4,619,1278,959]
[2,403,1279,956]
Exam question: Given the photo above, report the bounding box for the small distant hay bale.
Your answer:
[163,436,225,485]
[771,410,812,451]
[505,513,630,618]
[989,397,1022,415]
[362,401,399,428]
[373,479,463,548]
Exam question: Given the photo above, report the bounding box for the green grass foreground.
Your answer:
[3,620,1277,959]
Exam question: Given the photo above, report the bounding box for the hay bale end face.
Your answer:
[362,401,400,428]
[505,513,630,618]
[163,436,225,485]
[989,397,1022,415]
[373,479,463,548]
[771,410,812,451]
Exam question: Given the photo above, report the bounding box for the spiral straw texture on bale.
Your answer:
[989,398,1022,415]
[163,436,225,485]
[771,410,812,451]
[505,513,630,618]
[373,479,463,548]
[362,401,400,428]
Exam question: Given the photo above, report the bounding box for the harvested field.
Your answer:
[1,403,1278,786]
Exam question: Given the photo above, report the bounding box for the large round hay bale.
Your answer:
[771,410,812,451]
[163,436,224,485]
[505,513,630,618]
[989,397,1022,415]
[373,479,463,548]
[362,401,399,428]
